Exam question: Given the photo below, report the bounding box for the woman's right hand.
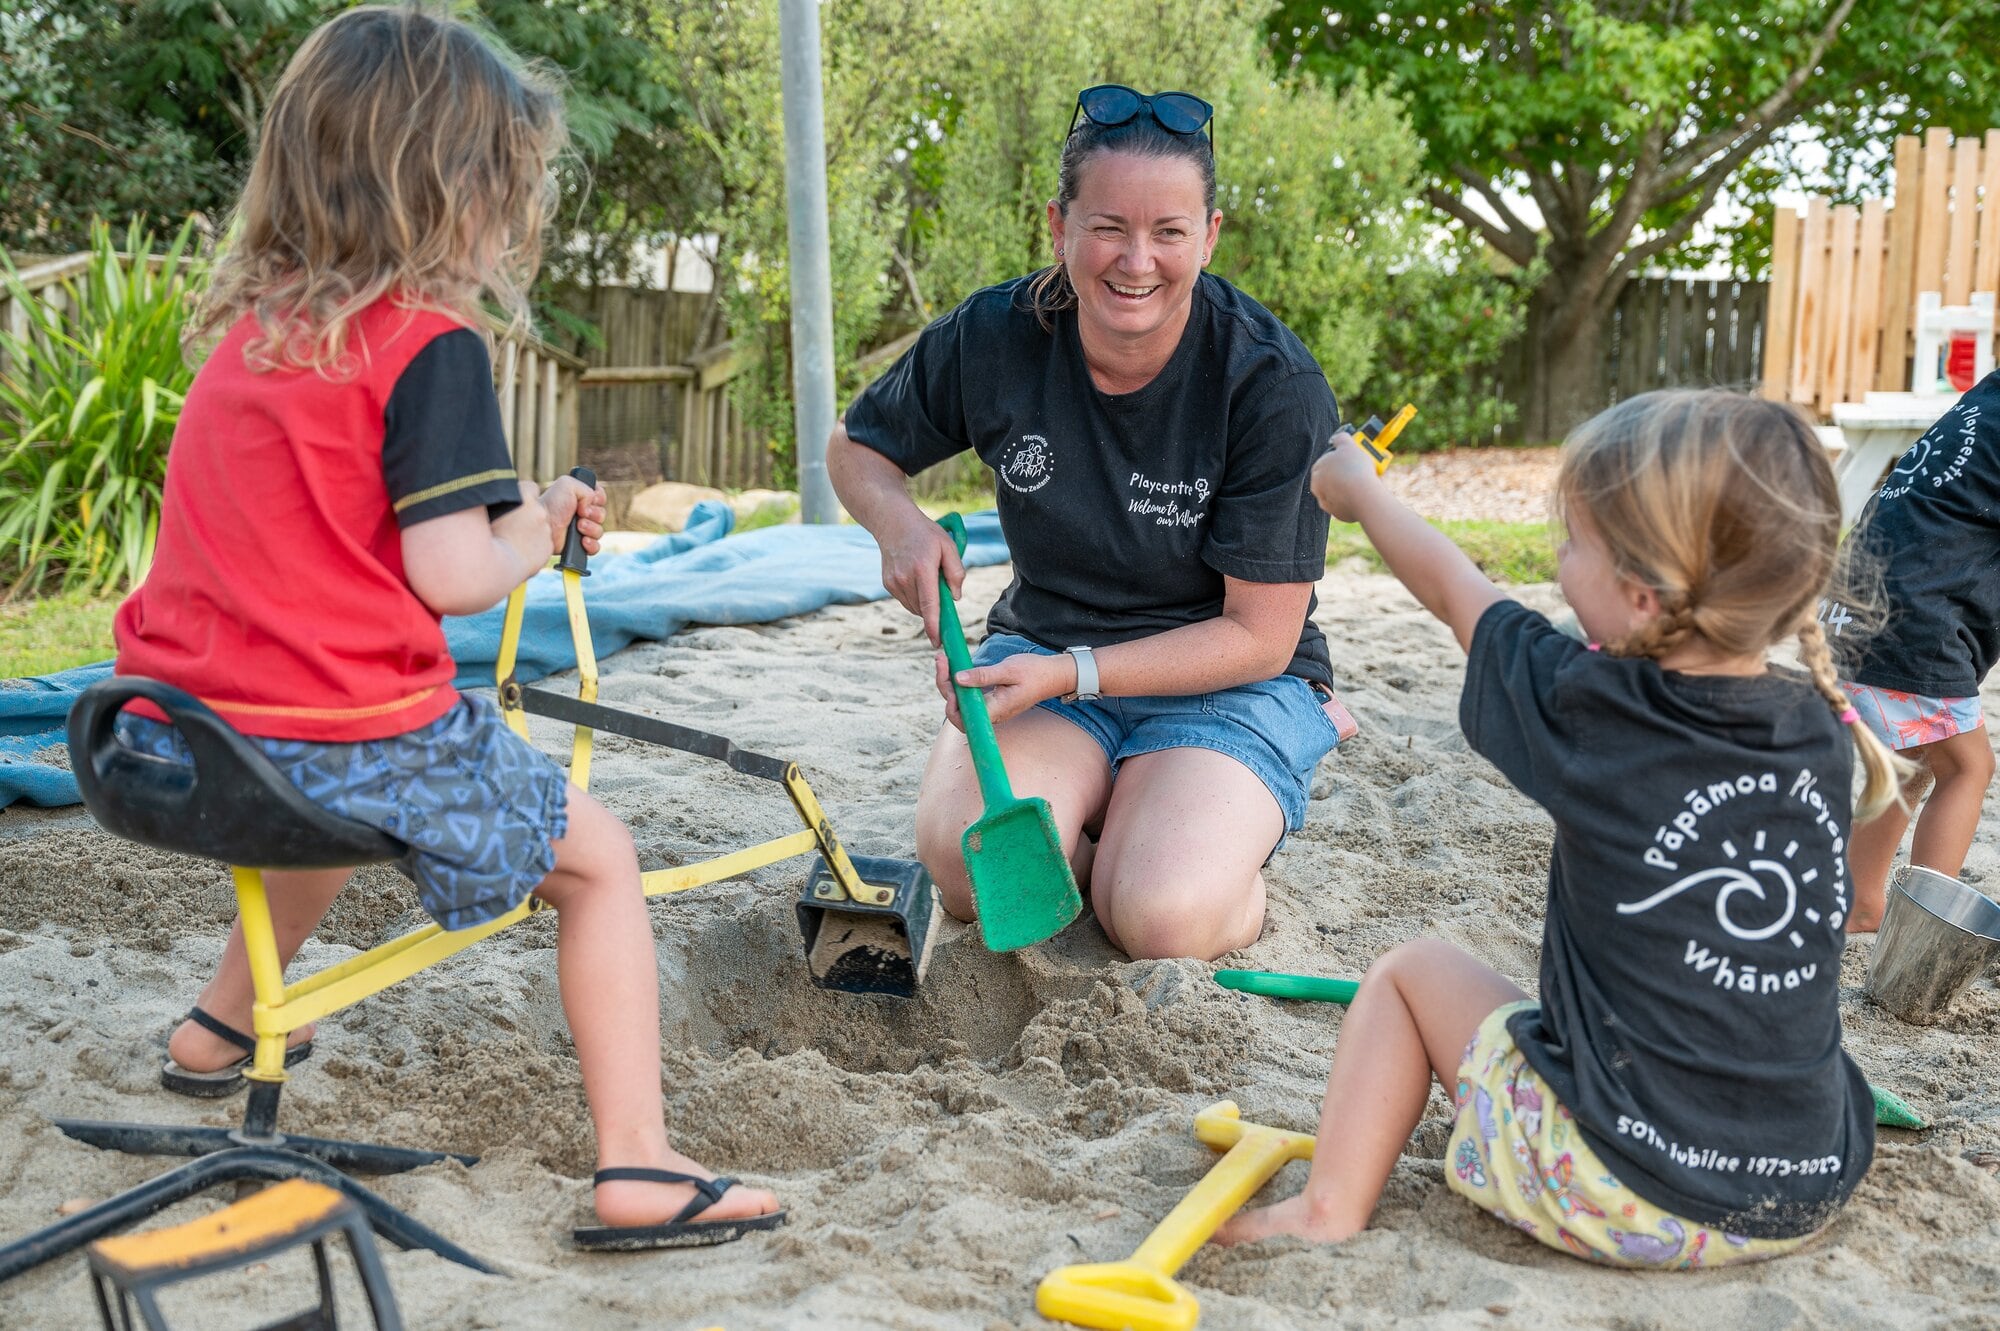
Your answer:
[879,510,966,645]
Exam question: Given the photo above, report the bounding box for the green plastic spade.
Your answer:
[934,513,1082,952]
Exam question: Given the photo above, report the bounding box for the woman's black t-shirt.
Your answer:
[842,273,1338,686]
[1464,600,1874,1238]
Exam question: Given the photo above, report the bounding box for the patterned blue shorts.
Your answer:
[115,693,568,931]
[971,632,1342,838]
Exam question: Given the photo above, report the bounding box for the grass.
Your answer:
[1,590,119,678]
[1328,518,1556,584]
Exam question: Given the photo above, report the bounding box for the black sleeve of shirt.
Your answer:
[1202,370,1338,583]
[842,305,969,475]
[1459,599,1587,807]
[382,329,522,527]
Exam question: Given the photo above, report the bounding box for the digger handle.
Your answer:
[935,514,1015,806]
[556,465,596,575]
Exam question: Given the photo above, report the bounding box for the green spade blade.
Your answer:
[935,514,1082,952]
[1870,1083,1926,1130]
[1213,969,1360,1005]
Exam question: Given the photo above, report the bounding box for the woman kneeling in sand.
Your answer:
[830,85,1349,961]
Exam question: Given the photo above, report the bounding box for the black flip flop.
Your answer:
[573,1168,788,1251]
[160,1005,314,1098]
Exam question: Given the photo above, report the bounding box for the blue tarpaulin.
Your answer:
[0,502,1008,810]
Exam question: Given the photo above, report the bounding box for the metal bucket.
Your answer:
[1865,865,2000,1024]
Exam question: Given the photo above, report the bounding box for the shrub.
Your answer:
[0,217,200,596]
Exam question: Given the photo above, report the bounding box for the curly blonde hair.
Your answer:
[188,4,567,374]
[1554,389,1912,820]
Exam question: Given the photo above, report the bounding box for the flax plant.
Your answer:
[0,217,201,597]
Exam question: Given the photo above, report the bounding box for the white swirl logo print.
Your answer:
[1620,844,1812,944]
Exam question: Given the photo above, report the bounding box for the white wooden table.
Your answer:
[1828,392,1962,525]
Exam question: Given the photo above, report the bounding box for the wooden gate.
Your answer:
[1762,128,2000,420]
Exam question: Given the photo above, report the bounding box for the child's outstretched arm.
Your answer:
[1313,436,1505,653]
[403,474,607,617]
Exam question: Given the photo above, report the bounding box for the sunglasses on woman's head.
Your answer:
[1068,85,1215,151]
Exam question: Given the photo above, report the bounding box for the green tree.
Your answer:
[1273,0,2000,439]
[655,0,946,475]
[659,0,1507,466]
[2,0,695,290]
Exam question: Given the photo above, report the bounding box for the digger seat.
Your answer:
[66,677,404,870]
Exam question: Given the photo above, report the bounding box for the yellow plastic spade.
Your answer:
[1350,403,1417,475]
[1036,1102,1316,1331]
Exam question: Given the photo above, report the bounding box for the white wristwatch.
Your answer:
[1062,645,1101,702]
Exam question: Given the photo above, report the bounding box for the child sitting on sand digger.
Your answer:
[111,4,781,1249]
[1217,390,1904,1266]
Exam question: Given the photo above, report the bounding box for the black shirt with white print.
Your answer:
[842,274,1338,686]
[1464,600,1873,1239]
[1838,367,2000,697]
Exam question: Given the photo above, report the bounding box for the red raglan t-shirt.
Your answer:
[115,298,523,741]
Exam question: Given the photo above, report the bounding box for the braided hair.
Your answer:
[1557,390,1913,819]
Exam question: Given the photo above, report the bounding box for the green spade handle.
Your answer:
[935,513,1014,806]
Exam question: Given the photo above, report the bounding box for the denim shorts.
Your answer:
[971,633,1341,837]
[114,692,568,932]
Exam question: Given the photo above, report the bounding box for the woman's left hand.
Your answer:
[933,651,1074,730]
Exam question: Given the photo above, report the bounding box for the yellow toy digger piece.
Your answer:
[1036,1102,1316,1331]
[496,467,937,997]
[1347,403,1417,475]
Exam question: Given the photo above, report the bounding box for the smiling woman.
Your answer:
[826,85,1349,963]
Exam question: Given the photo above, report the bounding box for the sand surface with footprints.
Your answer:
[1,562,1997,1328]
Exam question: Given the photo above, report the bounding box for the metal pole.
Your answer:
[780,0,839,523]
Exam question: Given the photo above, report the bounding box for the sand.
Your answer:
[2,562,1997,1330]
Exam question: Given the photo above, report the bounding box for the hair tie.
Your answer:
[1586,642,1603,653]
[1839,706,1859,724]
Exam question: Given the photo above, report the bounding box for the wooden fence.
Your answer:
[1762,128,2000,421]
[1480,275,1770,442]
[553,285,772,487]
[1,251,584,482]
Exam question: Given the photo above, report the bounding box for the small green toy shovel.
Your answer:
[935,513,1082,952]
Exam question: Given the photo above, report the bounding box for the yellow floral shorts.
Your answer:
[1443,1002,1821,1269]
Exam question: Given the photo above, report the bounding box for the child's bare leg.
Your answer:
[1908,726,1995,881]
[1213,939,1526,1246]
[1847,768,1924,933]
[535,787,779,1228]
[167,866,350,1072]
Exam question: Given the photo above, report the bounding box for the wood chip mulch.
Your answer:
[1383,447,1560,525]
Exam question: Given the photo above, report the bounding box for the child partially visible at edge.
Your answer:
[112,5,781,1245]
[1215,390,1905,1266]
[1833,367,1998,930]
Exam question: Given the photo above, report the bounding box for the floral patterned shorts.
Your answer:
[1443,1002,1820,1269]
[1841,682,1985,752]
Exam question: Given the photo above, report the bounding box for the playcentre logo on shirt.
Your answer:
[1879,399,1979,503]
[1126,469,1212,529]
[998,434,1054,494]
[1617,767,1849,998]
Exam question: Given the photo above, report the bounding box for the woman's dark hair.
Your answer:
[1024,113,1218,331]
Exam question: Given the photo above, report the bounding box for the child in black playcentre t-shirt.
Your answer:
[1216,390,1901,1267]
[1834,368,1999,931]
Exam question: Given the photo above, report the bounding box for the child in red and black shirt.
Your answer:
[114,5,781,1249]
